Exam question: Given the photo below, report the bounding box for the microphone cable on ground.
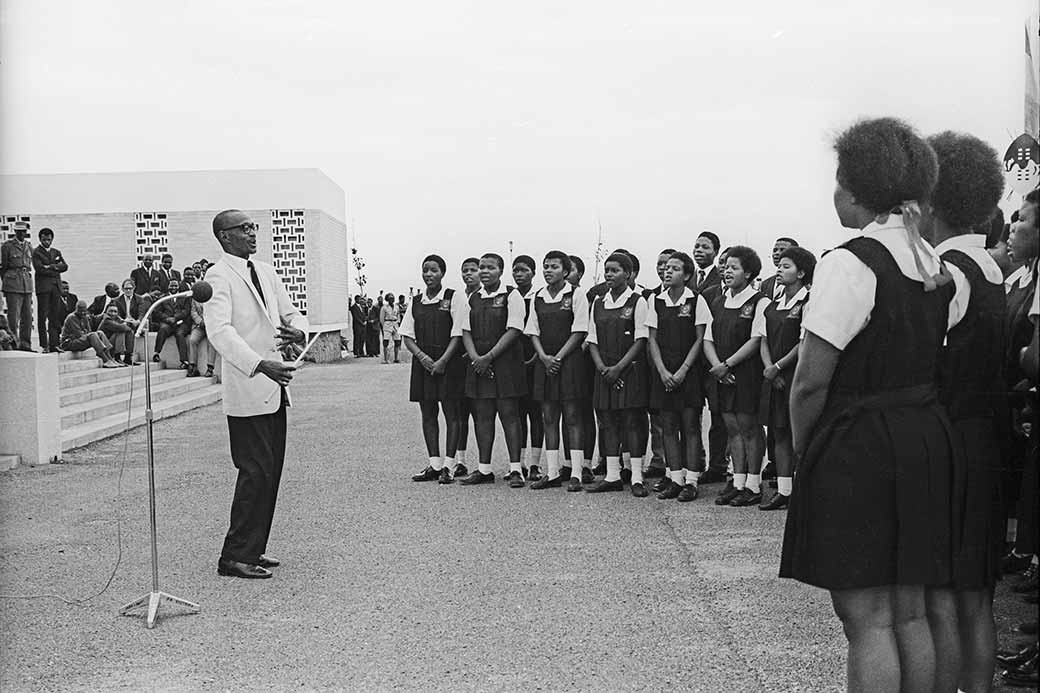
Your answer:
[0,356,136,606]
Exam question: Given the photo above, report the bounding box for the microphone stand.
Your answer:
[120,291,201,628]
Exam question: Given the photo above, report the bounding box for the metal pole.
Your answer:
[143,331,159,593]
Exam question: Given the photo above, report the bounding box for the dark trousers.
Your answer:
[221,399,287,564]
[36,288,62,350]
[4,291,32,348]
[366,326,380,357]
[154,323,189,362]
[352,324,365,357]
[700,373,729,474]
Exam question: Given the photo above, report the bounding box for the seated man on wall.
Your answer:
[60,280,78,320]
[88,282,122,328]
[150,278,191,368]
[99,304,138,366]
[60,300,125,368]
[187,296,214,377]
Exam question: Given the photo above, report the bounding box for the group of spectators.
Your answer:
[0,222,215,376]
[348,292,410,363]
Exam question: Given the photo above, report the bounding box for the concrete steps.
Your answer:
[57,351,222,452]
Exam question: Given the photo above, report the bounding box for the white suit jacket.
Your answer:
[205,252,309,417]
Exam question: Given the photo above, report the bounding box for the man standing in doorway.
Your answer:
[0,221,35,351]
[205,209,308,580]
[32,227,68,352]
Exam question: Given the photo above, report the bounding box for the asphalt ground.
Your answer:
[0,357,1034,691]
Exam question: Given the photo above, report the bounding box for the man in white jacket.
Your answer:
[206,209,309,580]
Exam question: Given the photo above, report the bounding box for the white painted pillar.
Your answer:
[0,351,61,466]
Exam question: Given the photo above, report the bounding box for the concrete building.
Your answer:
[0,168,349,333]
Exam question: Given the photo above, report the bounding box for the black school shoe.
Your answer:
[411,466,439,482]
[530,475,562,489]
[759,492,789,510]
[581,468,594,484]
[715,484,741,505]
[630,483,648,498]
[528,465,542,482]
[453,463,469,478]
[698,469,728,485]
[566,477,583,492]
[657,481,681,500]
[438,467,454,484]
[729,488,762,507]
[506,471,526,488]
[677,484,699,502]
[586,479,624,493]
[460,470,494,485]
[652,477,672,494]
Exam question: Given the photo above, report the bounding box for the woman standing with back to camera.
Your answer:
[779,117,963,692]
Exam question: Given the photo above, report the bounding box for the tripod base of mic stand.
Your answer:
[120,590,200,629]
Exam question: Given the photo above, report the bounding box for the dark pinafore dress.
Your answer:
[591,293,649,410]
[464,287,528,400]
[780,238,958,590]
[519,288,538,400]
[763,292,807,456]
[531,290,590,402]
[649,293,704,411]
[938,249,1007,588]
[709,291,764,414]
[1005,267,1037,391]
[408,289,466,402]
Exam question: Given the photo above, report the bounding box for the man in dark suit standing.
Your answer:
[757,237,798,300]
[155,253,182,293]
[60,281,78,319]
[690,231,729,484]
[31,227,68,352]
[349,295,367,357]
[206,209,307,580]
[130,254,160,296]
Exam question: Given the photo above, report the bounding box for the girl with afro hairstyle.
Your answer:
[703,245,770,507]
[779,117,964,693]
[755,246,816,511]
[921,130,1008,693]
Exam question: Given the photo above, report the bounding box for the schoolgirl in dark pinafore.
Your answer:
[938,248,1007,588]
[649,292,705,412]
[531,291,591,402]
[761,292,807,458]
[408,289,467,402]
[780,237,958,589]
[709,291,765,414]
[591,292,650,411]
[464,288,527,400]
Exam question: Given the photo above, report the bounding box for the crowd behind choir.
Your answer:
[0,230,217,375]
[347,291,412,364]
[396,119,1040,690]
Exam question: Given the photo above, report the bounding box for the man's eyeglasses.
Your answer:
[219,221,258,234]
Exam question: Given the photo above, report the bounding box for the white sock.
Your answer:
[622,451,631,468]
[457,449,467,465]
[569,451,584,479]
[630,458,644,485]
[669,469,685,485]
[545,450,560,479]
[529,447,542,468]
[746,474,761,493]
[520,447,528,465]
[430,456,443,471]
[444,457,455,475]
[686,470,700,486]
[777,476,793,496]
[733,473,747,490]
[605,456,622,482]
[509,462,523,476]
[478,463,493,475]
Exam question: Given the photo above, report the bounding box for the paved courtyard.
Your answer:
[0,357,1030,691]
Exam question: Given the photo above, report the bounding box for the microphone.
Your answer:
[135,281,213,337]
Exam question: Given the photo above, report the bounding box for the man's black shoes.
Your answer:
[218,558,272,579]
[460,470,494,485]
[438,467,454,484]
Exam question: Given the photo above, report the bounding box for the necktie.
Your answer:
[697,269,705,287]
[247,260,267,307]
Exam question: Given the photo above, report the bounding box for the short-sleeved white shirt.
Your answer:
[934,234,1003,332]
[523,283,590,337]
[398,286,465,340]
[802,217,963,350]
[704,284,769,343]
[644,286,712,329]
[586,286,649,345]
[751,285,808,338]
[459,283,526,334]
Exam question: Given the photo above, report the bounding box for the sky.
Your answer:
[0,1,1035,295]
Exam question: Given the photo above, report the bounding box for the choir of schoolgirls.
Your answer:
[402,235,820,511]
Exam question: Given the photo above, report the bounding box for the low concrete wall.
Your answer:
[0,351,61,466]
